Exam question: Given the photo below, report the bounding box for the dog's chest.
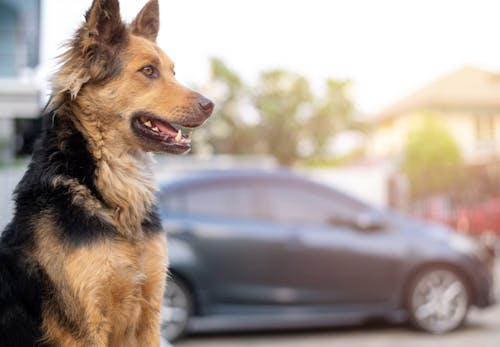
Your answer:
[106,241,150,337]
[63,234,167,336]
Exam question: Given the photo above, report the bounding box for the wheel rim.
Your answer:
[411,269,469,333]
[160,279,190,341]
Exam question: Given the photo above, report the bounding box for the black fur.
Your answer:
[2,112,118,247]
[0,248,44,346]
[142,206,163,235]
[0,111,162,346]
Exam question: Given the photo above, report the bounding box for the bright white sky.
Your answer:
[40,0,500,115]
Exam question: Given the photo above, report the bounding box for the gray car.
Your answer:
[157,169,495,341]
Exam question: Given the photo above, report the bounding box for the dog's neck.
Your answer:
[56,101,157,238]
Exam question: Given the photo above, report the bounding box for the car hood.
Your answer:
[385,210,479,256]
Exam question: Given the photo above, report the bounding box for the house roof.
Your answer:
[374,66,500,122]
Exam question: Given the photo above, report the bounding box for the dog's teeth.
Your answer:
[143,120,152,128]
[175,129,182,142]
[152,126,160,132]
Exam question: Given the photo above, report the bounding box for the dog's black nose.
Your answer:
[198,96,214,116]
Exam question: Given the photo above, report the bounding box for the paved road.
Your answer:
[176,261,500,347]
[176,308,500,347]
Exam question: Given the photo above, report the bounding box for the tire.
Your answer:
[160,276,193,342]
[407,267,470,334]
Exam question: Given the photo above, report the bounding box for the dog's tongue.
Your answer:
[152,119,178,137]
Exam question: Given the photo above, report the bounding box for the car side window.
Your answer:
[182,182,262,221]
[259,180,364,227]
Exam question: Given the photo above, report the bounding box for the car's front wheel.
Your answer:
[407,267,470,333]
[160,276,193,342]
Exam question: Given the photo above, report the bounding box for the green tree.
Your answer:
[307,79,354,158]
[253,70,313,165]
[201,58,357,166]
[401,116,463,199]
[198,58,259,155]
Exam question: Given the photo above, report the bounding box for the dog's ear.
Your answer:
[51,0,127,102]
[131,0,159,42]
[83,0,126,47]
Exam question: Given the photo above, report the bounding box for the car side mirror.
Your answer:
[327,211,387,231]
[354,211,388,231]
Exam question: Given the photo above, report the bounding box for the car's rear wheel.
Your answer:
[407,267,470,333]
[160,277,193,342]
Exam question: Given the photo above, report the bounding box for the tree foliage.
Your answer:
[199,58,257,154]
[200,58,356,166]
[308,79,354,158]
[401,116,463,199]
[253,70,312,165]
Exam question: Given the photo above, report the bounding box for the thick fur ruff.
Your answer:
[0,113,166,347]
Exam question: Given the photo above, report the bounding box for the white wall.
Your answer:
[303,163,391,208]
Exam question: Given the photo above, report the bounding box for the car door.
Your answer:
[161,178,285,308]
[257,178,406,306]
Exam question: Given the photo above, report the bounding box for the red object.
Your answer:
[412,197,500,236]
[453,198,500,235]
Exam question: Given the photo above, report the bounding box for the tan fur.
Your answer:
[32,214,167,347]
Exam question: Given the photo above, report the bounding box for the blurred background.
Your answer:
[1,0,500,346]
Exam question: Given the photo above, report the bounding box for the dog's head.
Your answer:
[51,0,213,155]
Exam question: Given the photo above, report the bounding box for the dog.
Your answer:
[0,0,213,345]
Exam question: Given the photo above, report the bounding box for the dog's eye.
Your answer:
[140,65,159,79]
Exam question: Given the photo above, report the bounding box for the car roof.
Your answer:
[158,168,371,210]
[159,168,297,189]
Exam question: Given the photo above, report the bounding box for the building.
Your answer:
[0,0,41,162]
[369,66,500,165]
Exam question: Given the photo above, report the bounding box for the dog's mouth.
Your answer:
[132,113,193,154]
